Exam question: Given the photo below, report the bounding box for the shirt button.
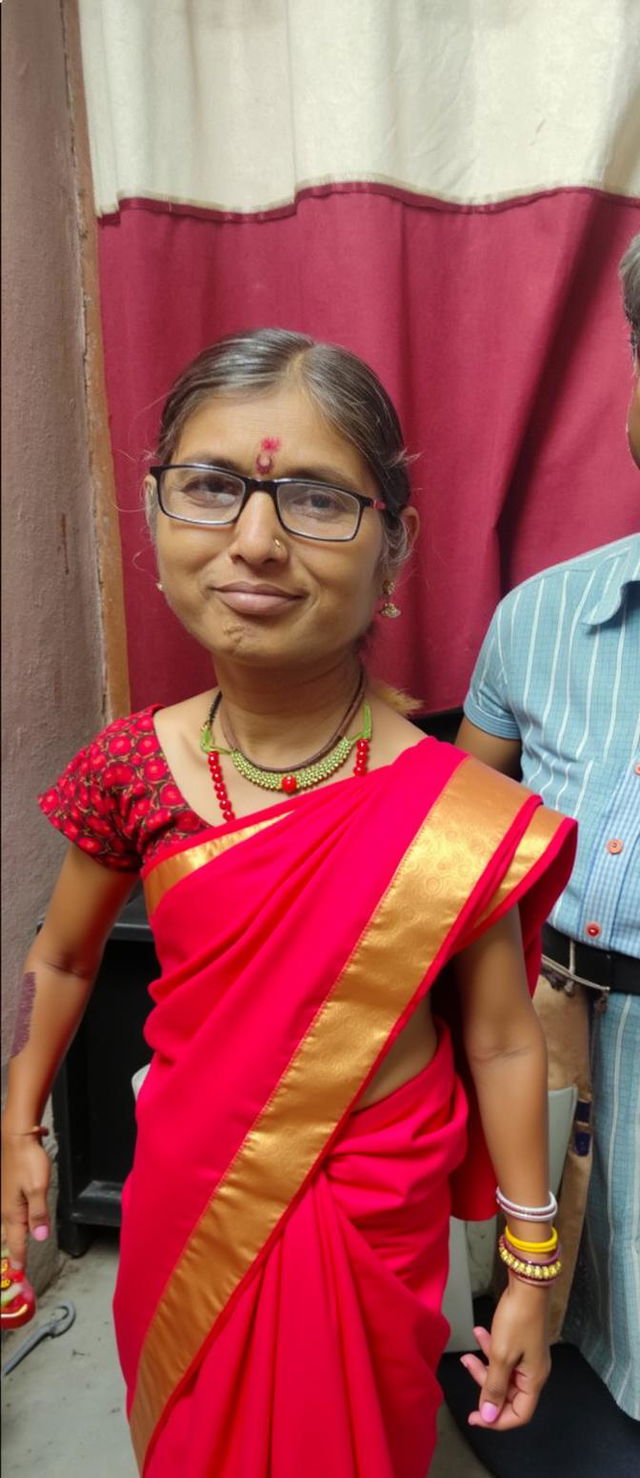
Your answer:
[606,838,624,854]
[586,922,601,939]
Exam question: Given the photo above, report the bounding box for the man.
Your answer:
[457,235,640,1422]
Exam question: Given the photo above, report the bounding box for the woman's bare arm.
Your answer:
[455,907,549,1222]
[453,908,552,1430]
[2,846,136,1263]
[456,718,522,780]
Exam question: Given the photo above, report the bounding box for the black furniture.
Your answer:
[414,707,463,744]
[52,891,156,1255]
[52,707,464,1255]
[439,1296,640,1478]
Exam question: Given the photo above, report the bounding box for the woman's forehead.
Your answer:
[174,385,374,487]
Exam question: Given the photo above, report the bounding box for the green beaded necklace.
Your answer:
[200,693,373,797]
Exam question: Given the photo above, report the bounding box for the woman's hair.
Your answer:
[152,328,413,574]
[619,233,640,359]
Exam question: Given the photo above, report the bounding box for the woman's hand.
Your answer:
[1,1134,51,1268]
[460,1280,551,1429]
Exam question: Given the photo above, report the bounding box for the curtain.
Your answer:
[78,0,640,712]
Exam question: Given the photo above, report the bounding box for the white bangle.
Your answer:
[495,1188,558,1222]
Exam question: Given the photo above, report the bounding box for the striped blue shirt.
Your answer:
[464,535,640,957]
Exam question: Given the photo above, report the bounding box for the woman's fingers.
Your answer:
[27,1188,50,1242]
[459,1351,488,1388]
[459,1327,495,1393]
[2,1146,50,1261]
[477,1345,511,1425]
[462,1321,547,1430]
[473,1324,492,1356]
[468,1386,540,1431]
[25,1154,50,1241]
[461,1324,529,1429]
[2,1207,28,1269]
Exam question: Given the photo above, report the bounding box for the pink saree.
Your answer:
[114,740,576,1476]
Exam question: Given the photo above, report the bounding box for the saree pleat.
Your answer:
[144,1030,466,1478]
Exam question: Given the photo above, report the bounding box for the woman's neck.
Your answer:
[210,654,365,769]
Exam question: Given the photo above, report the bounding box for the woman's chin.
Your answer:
[194,622,312,670]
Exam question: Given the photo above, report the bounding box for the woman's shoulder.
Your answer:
[37,706,165,872]
[152,690,215,749]
[369,686,428,766]
[91,705,162,746]
[76,694,214,756]
[38,701,210,872]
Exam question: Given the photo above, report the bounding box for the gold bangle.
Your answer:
[505,1226,558,1255]
[498,1241,562,1282]
[4,1126,49,1141]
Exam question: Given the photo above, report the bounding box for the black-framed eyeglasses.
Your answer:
[149,464,387,542]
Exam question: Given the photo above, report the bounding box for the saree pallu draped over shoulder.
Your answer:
[114,740,576,1477]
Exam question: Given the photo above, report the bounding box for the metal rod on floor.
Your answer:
[2,1300,77,1376]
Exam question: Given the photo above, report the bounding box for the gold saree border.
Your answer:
[474,801,562,930]
[131,759,566,1469]
[143,812,291,916]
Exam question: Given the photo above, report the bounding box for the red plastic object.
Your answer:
[0,1251,36,1330]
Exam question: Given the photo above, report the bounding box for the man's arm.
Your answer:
[456,716,522,779]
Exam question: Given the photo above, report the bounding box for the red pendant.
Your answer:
[281,775,298,794]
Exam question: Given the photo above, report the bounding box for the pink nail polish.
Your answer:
[33,1225,49,1242]
[481,1402,499,1422]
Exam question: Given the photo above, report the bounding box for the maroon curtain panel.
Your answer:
[79,3,640,711]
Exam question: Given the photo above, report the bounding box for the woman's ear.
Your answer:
[402,506,420,553]
[143,475,158,533]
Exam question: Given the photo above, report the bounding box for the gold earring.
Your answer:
[380,579,401,619]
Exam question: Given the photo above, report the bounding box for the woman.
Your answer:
[2,330,576,1477]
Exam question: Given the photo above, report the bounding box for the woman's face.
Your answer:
[153,383,389,673]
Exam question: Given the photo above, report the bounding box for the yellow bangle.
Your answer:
[505,1226,558,1255]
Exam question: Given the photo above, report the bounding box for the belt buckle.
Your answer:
[541,939,610,1011]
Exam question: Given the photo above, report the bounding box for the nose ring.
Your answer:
[273,537,284,552]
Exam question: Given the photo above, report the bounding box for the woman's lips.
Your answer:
[213,584,301,616]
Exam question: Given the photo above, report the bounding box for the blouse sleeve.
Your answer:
[38,720,145,872]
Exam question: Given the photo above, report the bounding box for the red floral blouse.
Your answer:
[38,707,208,872]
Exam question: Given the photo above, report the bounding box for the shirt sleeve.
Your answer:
[38,723,143,872]
[462,596,522,740]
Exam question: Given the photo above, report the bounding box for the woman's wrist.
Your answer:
[505,1269,553,1296]
[1,1120,49,1144]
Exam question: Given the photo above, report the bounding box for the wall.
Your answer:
[1,0,127,1288]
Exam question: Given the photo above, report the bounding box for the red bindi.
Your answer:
[255,437,281,475]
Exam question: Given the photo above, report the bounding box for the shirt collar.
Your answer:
[582,536,640,626]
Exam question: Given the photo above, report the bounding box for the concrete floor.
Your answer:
[1,1233,491,1477]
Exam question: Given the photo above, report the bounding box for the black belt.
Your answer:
[542,924,640,996]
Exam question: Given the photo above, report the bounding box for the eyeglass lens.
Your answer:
[159,467,362,540]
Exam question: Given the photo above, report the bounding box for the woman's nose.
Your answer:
[228,490,287,562]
